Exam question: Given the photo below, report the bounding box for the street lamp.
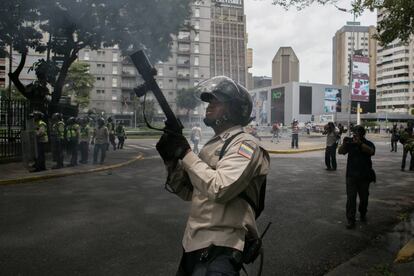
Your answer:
[335,4,357,135]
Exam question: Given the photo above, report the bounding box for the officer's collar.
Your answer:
[217,125,243,141]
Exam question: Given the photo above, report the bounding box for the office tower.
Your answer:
[272,47,299,86]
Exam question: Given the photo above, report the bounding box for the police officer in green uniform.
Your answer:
[50,113,65,169]
[107,117,116,151]
[31,111,48,172]
[66,117,80,167]
[79,117,91,164]
[156,76,270,275]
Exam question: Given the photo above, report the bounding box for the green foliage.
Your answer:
[271,0,414,45]
[0,86,26,100]
[133,97,156,124]
[63,62,95,109]
[0,0,195,103]
[176,87,201,115]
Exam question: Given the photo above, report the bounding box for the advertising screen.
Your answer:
[351,56,370,102]
[271,87,284,124]
[299,86,312,114]
[324,88,342,113]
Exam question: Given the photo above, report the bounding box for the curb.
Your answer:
[0,154,144,186]
[267,147,325,154]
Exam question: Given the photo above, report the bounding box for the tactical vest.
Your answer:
[67,124,80,141]
[80,125,90,140]
[52,121,65,140]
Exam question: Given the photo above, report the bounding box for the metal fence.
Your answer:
[0,99,29,162]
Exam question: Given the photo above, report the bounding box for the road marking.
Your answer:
[125,145,152,150]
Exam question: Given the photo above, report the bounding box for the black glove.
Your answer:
[156,133,191,161]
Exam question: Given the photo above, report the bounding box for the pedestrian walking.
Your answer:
[30,111,48,172]
[50,113,65,169]
[271,121,280,143]
[399,123,414,171]
[291,119,299,149]
[116,122,126,149]
[390,124,399,152]
[323,122,339,171]
[190,123,202,154]
[156,76,270,275]
[92,118,109,165]
[66,117,80,167]
[79,117,91,164]
[338,125,376,229]
[107,117,116,151]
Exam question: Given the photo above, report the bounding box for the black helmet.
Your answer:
[51,113,62,121]
[196,76,253,126]
[97,117,105,126]
[67,117,76,125]
[29,111,44,120]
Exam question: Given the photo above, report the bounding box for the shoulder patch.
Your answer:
[238,142,255,159]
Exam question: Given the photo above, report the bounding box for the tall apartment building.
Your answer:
[272,47,299,86]
[0,54,6,89]
[376,11,414,114]
[210,0,247,86]
[332,22,377,89]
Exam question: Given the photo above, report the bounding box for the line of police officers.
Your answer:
[30,111,126,172]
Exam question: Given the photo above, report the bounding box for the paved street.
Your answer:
[1,135,414,275]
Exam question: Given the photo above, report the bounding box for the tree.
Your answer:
[63,62,95,110]
[271,0,414,45]
[0,0,195,106]
[176,87,201,123]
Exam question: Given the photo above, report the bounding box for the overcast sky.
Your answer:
[244,0,377,84]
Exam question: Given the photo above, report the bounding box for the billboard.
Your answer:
[324,88,342,113]
[299,86,312,114]
[251,90,268,124]
[271,87,285,124]
[351,56,369,102]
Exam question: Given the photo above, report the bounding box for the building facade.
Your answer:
[272,47,299,86]
[210,0,247,86]
[251,82,349,126]
[332,22,377,90]
[376,11,414,114]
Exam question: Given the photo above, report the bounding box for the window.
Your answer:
[169,79,173,83]
[169,67,174,71]
[112,52,118,62]
[158,80,163,88]
[112,66,118,75]
[97,50,105,55]
[97,76,105,81]
[112,78,118,87]
[194,32,200,42]
[158,67,164,76]
[194,44,199,53]
[96,89,105,94]
[194,21,200,30]
[84,51,90,61]
[112,96,117,100]
[194,56,199,66]
[194,68,199,78]
[194,8,200,17]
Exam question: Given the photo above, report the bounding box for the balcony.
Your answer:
[121,71,136,78]
[177,60,191,68]
[177,49,191,55]
[177,73,191,80]
[177,36,191,43]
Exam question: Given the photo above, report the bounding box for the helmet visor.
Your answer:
[195,76,240,103]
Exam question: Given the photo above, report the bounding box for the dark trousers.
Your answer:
[117,136,125,149]
[79,141,89,163]
[68,141,78,166]
[401,146,413,170]
[291,134,299,148]
[177,246,241,276]
[391,139,398,152]
[93,144,107,164]
[193,139,200,154]
[35,142,46,170]
[109,134,116,150]
[52,139,64,168]
[346,177,370,222]
[325,144,337,170]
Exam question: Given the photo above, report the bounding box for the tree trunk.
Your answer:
[8,51,29,99]
[52,49,78,104]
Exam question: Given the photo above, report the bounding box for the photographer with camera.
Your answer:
[338,125,376,229]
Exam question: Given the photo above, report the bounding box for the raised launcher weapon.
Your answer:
[130,50,183,135]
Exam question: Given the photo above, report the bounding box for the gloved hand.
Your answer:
[156,133,191,161]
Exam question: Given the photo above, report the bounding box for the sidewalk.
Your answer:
[0,146,143,185]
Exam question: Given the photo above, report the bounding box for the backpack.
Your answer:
[218,131,266,219]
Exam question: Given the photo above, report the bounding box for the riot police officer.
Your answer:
[50,113,65,169]
[30,111,48,172]
[156,76,270,275]
[66,117,80,167]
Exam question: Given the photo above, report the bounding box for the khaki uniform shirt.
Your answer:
[167,126,270,253]
[93,126,109,145]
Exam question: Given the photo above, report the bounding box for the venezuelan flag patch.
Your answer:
[238,142,255,159]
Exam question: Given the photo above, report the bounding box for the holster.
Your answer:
[242,237,263,264]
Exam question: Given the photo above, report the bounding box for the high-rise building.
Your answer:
[376,11,414,114]
[332,22,377,89]
[272,47,299,86]
[210,0,247,86]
